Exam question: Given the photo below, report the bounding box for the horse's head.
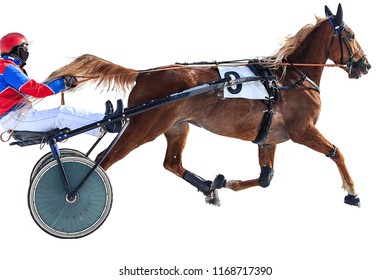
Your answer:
[325,4,371,79]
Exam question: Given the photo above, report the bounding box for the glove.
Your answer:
[63,75,78,89]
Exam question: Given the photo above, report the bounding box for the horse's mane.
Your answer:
[267,17,327,68]
[46,54,139,92]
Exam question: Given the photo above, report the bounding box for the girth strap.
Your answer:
[248,60,279,145]
[252,110,273,145]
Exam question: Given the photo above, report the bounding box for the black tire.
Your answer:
[30,149,86,183]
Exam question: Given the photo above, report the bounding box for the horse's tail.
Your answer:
[46,54,139,93]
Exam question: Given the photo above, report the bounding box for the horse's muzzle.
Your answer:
[348,56,371,79]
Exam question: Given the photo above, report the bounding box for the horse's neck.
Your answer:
[284,26,332,84]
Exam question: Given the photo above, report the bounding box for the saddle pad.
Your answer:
[218,66,268,100]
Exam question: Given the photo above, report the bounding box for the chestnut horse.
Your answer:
[48,4,370,206]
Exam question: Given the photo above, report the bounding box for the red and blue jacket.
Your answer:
[0,56,66,117]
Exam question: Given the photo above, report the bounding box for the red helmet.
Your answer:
[0,32,28,54]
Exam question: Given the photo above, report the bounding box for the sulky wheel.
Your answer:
[30,149,87,183]
[28,156,113,239]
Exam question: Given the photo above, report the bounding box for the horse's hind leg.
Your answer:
[162,122,189,178]
[225,144,276,191]
[290,126,360,207]
[163,122,225,206]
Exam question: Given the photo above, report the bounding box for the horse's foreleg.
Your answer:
[163,123,225,206]
[225,144,276,191]
[258,144,276,187]
[290,126,360,207]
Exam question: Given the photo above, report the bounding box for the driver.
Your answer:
[0,32,123,136]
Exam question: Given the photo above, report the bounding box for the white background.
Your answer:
[1,0,386,279]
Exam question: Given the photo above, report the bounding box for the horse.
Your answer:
[47,4,370,207]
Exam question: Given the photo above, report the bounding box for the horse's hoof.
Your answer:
[344,194,361,207]
[259,166,274,188]
[205,190,221,207]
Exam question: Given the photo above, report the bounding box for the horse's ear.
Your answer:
[325,5,333,17]
[335,3,343,26]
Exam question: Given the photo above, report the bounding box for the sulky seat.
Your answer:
[10,128,70,147]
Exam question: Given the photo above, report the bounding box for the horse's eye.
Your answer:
[348,33,355,40]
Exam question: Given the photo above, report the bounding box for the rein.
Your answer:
[0,130,14,142]
[70,61,347,86]
[175,60,347,69]
[67,60,342,100]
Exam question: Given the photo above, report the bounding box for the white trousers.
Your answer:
[0,105,104,137]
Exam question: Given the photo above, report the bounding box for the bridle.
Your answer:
[326,17,365,74]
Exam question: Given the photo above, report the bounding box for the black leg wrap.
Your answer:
[259,166,274,188]
[344,194,361,207]
[183,171,212,193]
[326,145,338,159]
[183,171,224,206]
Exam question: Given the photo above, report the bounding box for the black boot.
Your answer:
[103,99,124,133]
[105,100,114,115]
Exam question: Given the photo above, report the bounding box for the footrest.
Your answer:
[10,128,70,147]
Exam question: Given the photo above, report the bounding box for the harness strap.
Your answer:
[279,75,306,90]
[280,62,321,93]
[252,109,273,145]
[304,75,321,93]
[250,62,279,144]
